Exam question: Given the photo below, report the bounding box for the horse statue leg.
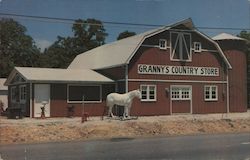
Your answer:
[123,105,128,119]
[126,103,132,119]
[123,103,132,119]
[127,103,132,118]
[108,103,115,118]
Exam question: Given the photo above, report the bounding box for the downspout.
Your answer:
[125,64,128,93]
[226,69,230,113]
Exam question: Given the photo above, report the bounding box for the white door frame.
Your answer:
[34,84,50,117]
[170,85,192,114]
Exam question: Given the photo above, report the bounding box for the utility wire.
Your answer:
[1,13,250,31]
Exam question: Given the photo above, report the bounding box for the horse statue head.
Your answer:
[130,89,141,99]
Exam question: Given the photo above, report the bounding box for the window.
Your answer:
[19,85,26,103]
[11,86,17,102]
[159,39,167,49]
[171,87,180,99]
[68,85,101,103]
[204,85,218,101]
[171,86,191,100]
[170,32,191,61]
[140,85,156,101]
[194,42,202,52]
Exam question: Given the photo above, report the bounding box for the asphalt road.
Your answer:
[0,133,250,160]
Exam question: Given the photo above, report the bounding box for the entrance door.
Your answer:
[34,84,50,117]
[171,85,192,114]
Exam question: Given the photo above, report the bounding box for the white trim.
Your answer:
[125,64,128,93]
[200,49,218,52]
[170,32,192,62]
[19,85,26,104]
[204,85,218,101]
[159,39,167,50]
[226,71,230,113]
[170,85,192,100]
[4,69,28,86]
[140,84,157,102]
[67,84,102,103]
[141,44,216,53]
[128,78,227,84]
[141,44,159,48]
[141,44,170,49]
[29,83,32,118]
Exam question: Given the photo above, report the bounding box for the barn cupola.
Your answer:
[213,33,248,112]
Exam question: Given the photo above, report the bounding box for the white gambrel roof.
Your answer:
[212,33,245,41]
[68,27,164,70]
[68,18,195,70]
[4,67,113,85]
[68,18,232,70]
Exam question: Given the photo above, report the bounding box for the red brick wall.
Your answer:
[50,83,115,117]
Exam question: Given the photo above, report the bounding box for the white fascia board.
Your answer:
[4,67,28,86]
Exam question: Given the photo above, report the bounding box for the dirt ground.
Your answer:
[0,112,250,145]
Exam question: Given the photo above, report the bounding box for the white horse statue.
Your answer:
[106,89,141,118]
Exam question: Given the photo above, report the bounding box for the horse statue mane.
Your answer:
[106,89,141,119]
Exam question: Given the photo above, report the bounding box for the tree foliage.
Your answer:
[0,18,40,77]
[117,30,136,40]
[42,19,108,68]
[238,30,250,59]
[239,30,250,41]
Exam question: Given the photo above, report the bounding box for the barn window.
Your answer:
[171,86,191,100]
[159,39,167,49]
[170,32,191,61]
[19,85,26,103]
[67,85,101,103]
[11,86,17,102]
[140,85,156,102]
[204,85,218,101]
[194,42,202,52]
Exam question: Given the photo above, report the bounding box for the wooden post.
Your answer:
[81,95,89,123]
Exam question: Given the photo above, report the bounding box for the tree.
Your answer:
[117,30,136,40]
[43,18,108,68]
[239,30,250,41]
[0,18,40,77]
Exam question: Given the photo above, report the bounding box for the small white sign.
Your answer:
[138,64,219,76]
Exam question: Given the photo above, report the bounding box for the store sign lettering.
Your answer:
[138,64,219,76]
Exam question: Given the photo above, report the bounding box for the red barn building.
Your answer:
[5,18,248,118]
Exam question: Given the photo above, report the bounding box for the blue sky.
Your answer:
[1,0,250,51]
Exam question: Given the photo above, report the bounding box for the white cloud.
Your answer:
[34,39,52,52]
